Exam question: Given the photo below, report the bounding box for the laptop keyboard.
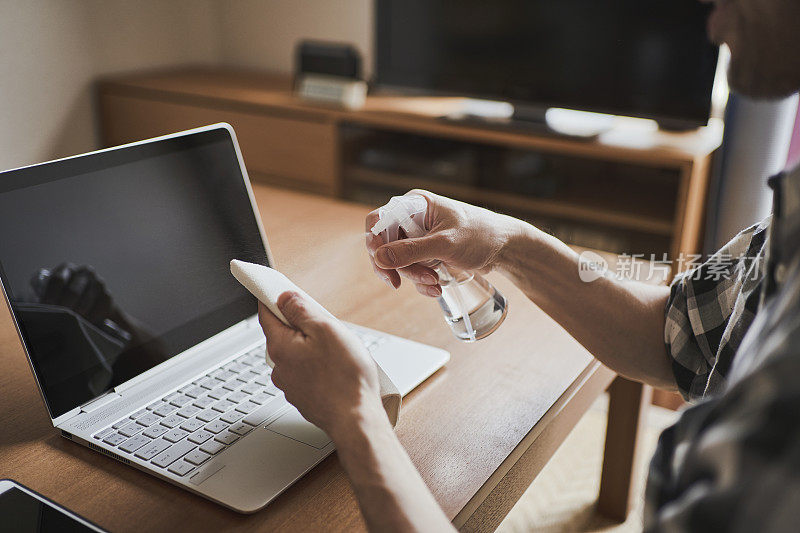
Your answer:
[90,327,386,479]
[92,342,285,479]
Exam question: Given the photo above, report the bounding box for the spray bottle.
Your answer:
[370,195,508,342]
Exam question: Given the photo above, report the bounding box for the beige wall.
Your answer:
[0,0,371,171]
[0,0,221,171]
[218,0,372,76]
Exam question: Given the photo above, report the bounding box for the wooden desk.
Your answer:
[0,185,630,531]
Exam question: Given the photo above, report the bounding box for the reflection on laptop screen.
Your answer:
[0,127,268,419]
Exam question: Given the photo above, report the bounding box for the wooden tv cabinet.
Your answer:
[99,68,708,411]
[97,67,721,266]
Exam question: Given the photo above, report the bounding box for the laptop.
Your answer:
[0,124,449,513]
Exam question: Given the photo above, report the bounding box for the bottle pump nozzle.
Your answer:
[370,195,428,240]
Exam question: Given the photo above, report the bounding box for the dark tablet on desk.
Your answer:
[0,479,106,533]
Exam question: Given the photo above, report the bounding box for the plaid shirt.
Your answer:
[645,167,800,531]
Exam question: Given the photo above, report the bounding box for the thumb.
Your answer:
[276,291,326,333]
[375,234,448,269]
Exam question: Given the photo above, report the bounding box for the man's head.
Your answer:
[705,0,800,98]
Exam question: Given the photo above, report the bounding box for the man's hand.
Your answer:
[365,189,523,297]
[257,291,384,438]
[258,291,455,532]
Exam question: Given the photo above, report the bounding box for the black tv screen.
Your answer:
[375,0,720,128]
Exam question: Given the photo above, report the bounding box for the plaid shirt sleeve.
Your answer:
[664,219,770,401]
[646,251,800,532]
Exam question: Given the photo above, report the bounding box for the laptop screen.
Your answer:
[0,127,269,419]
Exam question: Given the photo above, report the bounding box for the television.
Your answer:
[375,0,720,130]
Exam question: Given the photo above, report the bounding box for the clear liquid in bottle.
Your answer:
[435,265,508,342]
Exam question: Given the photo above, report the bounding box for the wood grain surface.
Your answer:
[0,185,613,531]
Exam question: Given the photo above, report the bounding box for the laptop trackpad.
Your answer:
[266,407,331,449]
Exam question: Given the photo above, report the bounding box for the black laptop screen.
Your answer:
[0,127,269,419]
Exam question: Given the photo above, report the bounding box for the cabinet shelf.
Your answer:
[344,167,675,236]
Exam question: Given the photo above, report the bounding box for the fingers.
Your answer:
[276,291,329,334]
[397,263,439,286]
[372,263,400,289]
[375,233,450,269]
[258,302,293,345]
[366,191,445,287]
[367,231,399,288]
[414,282,442,297]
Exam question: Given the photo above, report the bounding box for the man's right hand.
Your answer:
[365,190,524,297]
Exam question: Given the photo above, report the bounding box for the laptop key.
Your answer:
[235,401,259,414]
[215,431,239,445]
[193,396,215,409]
[239,354,259,366]
[119,434,151,453]
[250,392,274,405]
[102,432,127,446]
[168,461,195,477]
[135,439,170,460]
[196,409,218,423]
[240,383,261,395]
[219,410,243,424]
[235,373,256,384]
[226,391,248,403]
[230,422,253,436]
[219,369,238,381]
[212,400,236,413]
[147,400,165,411]
[184,450,211,466]
[130,408,149,420]
[143,425,169,438]
[177,405,201,418]
[254,375,269,386]
[195,377,217,389]
[184,386,206,399]
[151,440,195,468]
[136,413,161,427]
[118,422,143,437]
[224,362,246,374]
[112,418,129,429]
[160,414,184,428]
[243,399,285,426]
[221,377,241,391]
[169,394,193,407]
[199,440,226,455]
[94,427,114,440]
[153,404,177,417]
[204,420,228,434]
[180,419,204,432]
[187,430,214,444]
[163,391,181,403]
[163,428,189,443]
[207,387,228,401]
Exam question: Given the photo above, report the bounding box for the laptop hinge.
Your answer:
[79,391,122,413]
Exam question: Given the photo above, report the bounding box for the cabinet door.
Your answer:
[99,93,338,195]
